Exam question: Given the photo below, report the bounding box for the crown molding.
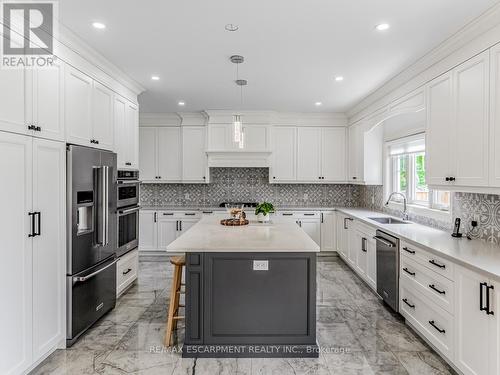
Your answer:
[347,2,500,124]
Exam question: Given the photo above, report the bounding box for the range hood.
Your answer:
[206,151,272,168]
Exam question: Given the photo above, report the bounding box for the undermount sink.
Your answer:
[368,217,412,225]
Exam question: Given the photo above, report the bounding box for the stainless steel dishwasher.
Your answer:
[374,230,400,312]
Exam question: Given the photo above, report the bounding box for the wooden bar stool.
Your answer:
[164,255,185,346]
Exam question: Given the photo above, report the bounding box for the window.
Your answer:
[387,134,450,211]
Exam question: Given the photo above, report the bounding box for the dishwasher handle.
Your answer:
[373,235,396,248]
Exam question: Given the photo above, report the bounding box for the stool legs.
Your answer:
[164,263,184,346]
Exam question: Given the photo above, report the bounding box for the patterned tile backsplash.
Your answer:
[140,167,500,244]
[140,168,361,208]
[360,185,500,244]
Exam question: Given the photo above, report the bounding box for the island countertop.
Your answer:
[166,216,320,253]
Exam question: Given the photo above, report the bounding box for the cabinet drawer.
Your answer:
[401,240,454,280]
[117,250,139,296]
[400,281,454,360]
[401,255,454,314]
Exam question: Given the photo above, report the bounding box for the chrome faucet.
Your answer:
[385,192,409,221]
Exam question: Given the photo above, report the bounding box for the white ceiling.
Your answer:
[58,0,498,113]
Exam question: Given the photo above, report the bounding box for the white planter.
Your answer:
[257,213,270,222]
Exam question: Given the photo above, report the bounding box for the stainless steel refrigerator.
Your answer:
[66,145,117,346]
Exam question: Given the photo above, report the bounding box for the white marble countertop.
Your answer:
[166,216,320,253]
[337,208,500,281]
[140,205,339,212]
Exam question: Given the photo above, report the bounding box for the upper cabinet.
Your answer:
[297,127,322,181]
[426,51,490,189]
[92,81,114,151]
[207,123,270,152]
[348,122,383,185]
[139,125,207,183]
[270,127,296,182]
[490,44,500,187]
[114,96,139,169]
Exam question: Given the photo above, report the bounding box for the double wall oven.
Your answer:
[117,170,140,257]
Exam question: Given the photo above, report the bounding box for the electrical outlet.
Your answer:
[253,260,269,271]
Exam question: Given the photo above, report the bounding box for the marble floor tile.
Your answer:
[32,256,457,375]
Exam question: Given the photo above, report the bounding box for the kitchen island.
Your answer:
[166,216,320,358]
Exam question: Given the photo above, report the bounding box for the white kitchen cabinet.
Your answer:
[65,66,93,146]
[320,211,336,252]
[270,127,296,182]
[124,101,139,168]
[138,127,157,181]
[241,125,269,151]
[321,128,347,182]
[455,265,499,375]
[117,249,139,297]
[336,213,348,258]
[182,126,207,182]
[299,218,321,246]
[348,122,383,184]
[157,215,178,250]
[354,230,368,276]
[0,132,65,375]
[366,238,377,289]
[297,127,322,181]
[426,51,490,188]
[114,96,127,167]
[489,44,500,187]
[353,224,377,290]
[206,123,269,151]
[0,44,28,136]
[158,127,182,181]
[91,81,114,151]
[29,61,65,141]
[138,211,157,251]
[347,224,357,266]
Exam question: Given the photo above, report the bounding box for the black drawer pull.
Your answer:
[202,211,213,214]
[429,284,446,295]
[303,213,315,216]
[122,268,132,275]
[282,213,293,216]
[403,267,415,276]
[163,213,174,216]
[185,213,196,216]
[429,320,445,334]
[429,259,446,269]
[402,298,415,309]
[403,247,415,254]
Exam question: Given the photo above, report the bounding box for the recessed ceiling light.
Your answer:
[151,75,160,81]
[92,22,106,30]
[178,101,185,106]
[225,23,239,32]
[315,102,322,106]
[375,23,390,31]
[335,76,344,82]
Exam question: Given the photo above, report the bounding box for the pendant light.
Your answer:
[230,55,247,149]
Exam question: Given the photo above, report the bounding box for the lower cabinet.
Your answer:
[116,249,139,297]
[320,211,336,252]
[0,132,65,375]
[139,210,201,253]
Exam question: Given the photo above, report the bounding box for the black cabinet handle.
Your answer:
[403,267,415,276]
[185,213,196,216]
[163,212,174,216]
[304,213,315,216]
[361,237,367,252]
[273,176,276,179]
[125,162,132,166]
[321,213,324,223]
[122,268,132,275]
[176,221,179,231]
[203,176,206,180]
[180,221,182,231]
[429,259,446,269]
[402,298,415,309]
[485,284,495,315]
[429,320,445,334]
[202,211,213,214]
[450,177,456,181]
[282,213,293,216]
[445,177,450,182]
[28,212,35,237]
[429,284,446,295]
[403,246,415,254]
[35,211,41,236]
[480,282,487,313]
[154,212,157,223]
[352,176,357,180]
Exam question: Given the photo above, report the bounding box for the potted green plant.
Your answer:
[255,202,274,223]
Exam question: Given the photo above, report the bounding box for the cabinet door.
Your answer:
[182,127,207,182]
[300,219,320,246]
[366,239,377,290]
[320,212,336,252]
[32,139,65,361]
[32,61,64,141]
[114,96,127,168]
[321,128,346,181]
[139,127,157,181]
[0,51,28,135]
[157,218,178,249]
[139,211,157,251]
[297,127,321,181]
[347,222,357,266]
[207,124,230,151]
[241,125,269,151]
[455,265,491,375]
[453,51,490,187]
[65,66,93,146]
[0,132,33,375]
[354,231,367,276]
[158,127,182,181]
[489,44,500,187]
[125,101,139,168]
[348,125,361,182]
[179,219,199,234]
[336,214,347,258]
[490,279,500,375]
[426,72,454,185]
[92,81,114,150]
[271,127,296,182]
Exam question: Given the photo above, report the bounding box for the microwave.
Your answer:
[117,170,139,209]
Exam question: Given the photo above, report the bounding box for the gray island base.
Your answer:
[182,252,318,358]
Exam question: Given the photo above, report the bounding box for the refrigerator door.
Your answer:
[67,145,117,275]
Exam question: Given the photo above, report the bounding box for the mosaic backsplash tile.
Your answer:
[360,186,500,244]
[140,167,361,208]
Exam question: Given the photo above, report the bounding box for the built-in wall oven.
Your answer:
[117,170,140,257]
